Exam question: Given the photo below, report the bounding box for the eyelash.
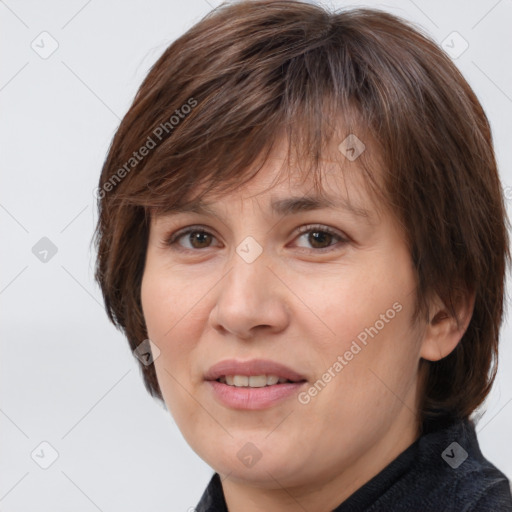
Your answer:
[162,224,349,253]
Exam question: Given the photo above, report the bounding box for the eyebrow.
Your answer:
[167,195,371,219]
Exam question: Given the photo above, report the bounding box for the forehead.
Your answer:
[150,123,389,226]
[152,161,386,235]
[183,132,383,213]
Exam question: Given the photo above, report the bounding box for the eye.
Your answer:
[293,224,348,252]
[162,224,348,252]
[163,225,218,251]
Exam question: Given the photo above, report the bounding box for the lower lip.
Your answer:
[206,380,307,410]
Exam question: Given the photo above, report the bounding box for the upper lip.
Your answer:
[205,359,307,382]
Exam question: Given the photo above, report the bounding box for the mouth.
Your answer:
[204,358,308,385]
[215,374,306,387]
[205,359,308,410]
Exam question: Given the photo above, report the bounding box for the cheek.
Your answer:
[141,271,166,342]
[141,259,208,381]
[311,249,420,395]
[141,259,194,340]
[141,266,198,418]
[315,257,414,351]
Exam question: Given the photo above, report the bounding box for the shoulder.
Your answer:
[413,417,512,512]
[449,448,512,512]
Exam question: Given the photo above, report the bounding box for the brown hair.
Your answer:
[93,0,510,426]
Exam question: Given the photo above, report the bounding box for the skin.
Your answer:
[141,133,474,512]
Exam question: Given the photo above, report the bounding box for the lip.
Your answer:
[204,358,308,410]
[207,380,307,410]
[204,358,307,382]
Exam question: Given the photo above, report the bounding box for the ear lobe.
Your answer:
[420,289,476,362]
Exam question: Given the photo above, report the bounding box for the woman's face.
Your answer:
[141,136,427,495]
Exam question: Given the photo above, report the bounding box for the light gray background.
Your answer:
[1,0,511,510]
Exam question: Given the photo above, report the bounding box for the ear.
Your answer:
[420,288,476,362]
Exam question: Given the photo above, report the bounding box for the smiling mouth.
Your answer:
[205,358,308,390]
[207,365,308,409]
[216,375,306,387]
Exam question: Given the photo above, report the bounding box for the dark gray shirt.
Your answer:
[194,417,512,511]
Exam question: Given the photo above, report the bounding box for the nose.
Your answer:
[209,248,290,340]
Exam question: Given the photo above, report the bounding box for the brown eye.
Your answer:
[305,230,334,249]
[187,231,213,249]
[164,227,217,250]
[163,224,348,253]
[294,225,348,252]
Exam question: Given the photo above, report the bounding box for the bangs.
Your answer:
[109,15,385,218]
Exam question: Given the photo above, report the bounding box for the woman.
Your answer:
[93,1,512,510]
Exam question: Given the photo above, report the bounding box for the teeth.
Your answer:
[234,375,249,387]
[219,375,292,387]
